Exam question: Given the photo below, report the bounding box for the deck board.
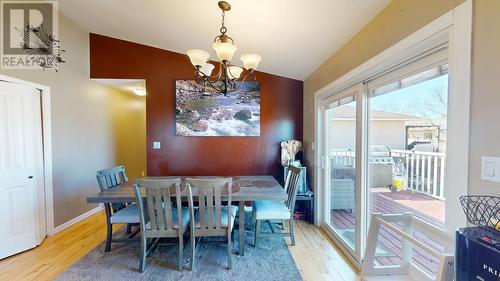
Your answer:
[329,188,445,276]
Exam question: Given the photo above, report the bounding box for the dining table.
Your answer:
[86,175,287,256]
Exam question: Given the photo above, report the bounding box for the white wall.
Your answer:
[329,119,406,151]
[0,14,120,226]
[468,0,500,196]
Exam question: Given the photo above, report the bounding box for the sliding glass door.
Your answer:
[319,46,451,270]
[321,85,363,259]
[365,59,449,275]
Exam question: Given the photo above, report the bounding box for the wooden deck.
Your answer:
[329,188,445,277]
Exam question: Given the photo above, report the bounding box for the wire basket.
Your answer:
[460,195,500,231]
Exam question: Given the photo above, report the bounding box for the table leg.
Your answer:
[239,201,245,256]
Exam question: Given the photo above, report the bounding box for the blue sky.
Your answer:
[369,75,448,118]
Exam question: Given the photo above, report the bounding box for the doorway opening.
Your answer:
[94,79,147,178]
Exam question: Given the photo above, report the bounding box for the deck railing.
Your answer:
[391,149,446,200]
[330,149,446,200]
[330,149,356,167]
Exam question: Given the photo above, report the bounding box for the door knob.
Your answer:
[28,176,33,179]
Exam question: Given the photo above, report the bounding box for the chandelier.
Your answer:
[186,1,262,96]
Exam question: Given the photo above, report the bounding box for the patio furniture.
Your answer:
[331,164,355,211]
[185,178,236,270]
[133,178,190,272]
[253,166,301,247]
[86,176,288,256]
[362,213,454,281]
[95,165,140,252]
[330,179,355,211]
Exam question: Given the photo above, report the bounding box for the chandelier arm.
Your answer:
[216,72,249,94]
[224,71,254,93]
[197,70,229,95]
[227,65,236,80]
[238,71,256,84]
[196,67,221,80]
[201,75,225,93]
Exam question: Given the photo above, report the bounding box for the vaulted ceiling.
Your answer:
[59,0,391,80]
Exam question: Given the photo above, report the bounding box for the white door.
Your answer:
[0,81,44,259]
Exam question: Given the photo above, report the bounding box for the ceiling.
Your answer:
[60,0,391,80]
[94,79,146,96]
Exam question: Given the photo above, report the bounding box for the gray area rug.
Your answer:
[55,213,303,281]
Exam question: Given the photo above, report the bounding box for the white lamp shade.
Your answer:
[212,41,237,62]
[228,66,243,80]
[241,54,262,70]
[200,63,215,76]
[186,49,210,67]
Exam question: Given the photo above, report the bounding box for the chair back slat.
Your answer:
[145,188,158,230]
[162,188,173,227]
[96,165,128,213]
[284,169,292,193]
[186,178,232,232]
[154,188,166,229]
[285,166,301,213]
[134,178,184,236]
[206,187,214,228]
[214,186,222,228]
[198,187,207,229]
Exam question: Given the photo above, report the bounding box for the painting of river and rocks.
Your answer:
[176,80,260,136]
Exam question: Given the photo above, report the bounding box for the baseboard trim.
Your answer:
[53,206,103,234]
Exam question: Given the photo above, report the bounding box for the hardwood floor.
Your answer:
[287,221,360,281]
[0,212,114,281]
[0,212,360,281]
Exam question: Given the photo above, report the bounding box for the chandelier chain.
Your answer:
[220,10,227,35]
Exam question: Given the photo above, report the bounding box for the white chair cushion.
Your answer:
[110,204,140,224]
[254,200,291,220]
[194,206,237,230]
[145,207,190,233]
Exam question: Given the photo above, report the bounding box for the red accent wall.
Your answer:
[89,33,303,179]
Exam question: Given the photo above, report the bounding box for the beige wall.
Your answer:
[304,0,460,191]
[110,89,146,179]
[0,14,146,226]
[468,0,500,195]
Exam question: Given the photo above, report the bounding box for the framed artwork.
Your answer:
[176,80,260,136]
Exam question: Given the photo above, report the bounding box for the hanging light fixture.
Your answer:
[186,1,262,96]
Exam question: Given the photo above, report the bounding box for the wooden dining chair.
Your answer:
[96,165,140,252]
[134,178,190,272]
[185,178,236,270]
[252,166,301,247]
